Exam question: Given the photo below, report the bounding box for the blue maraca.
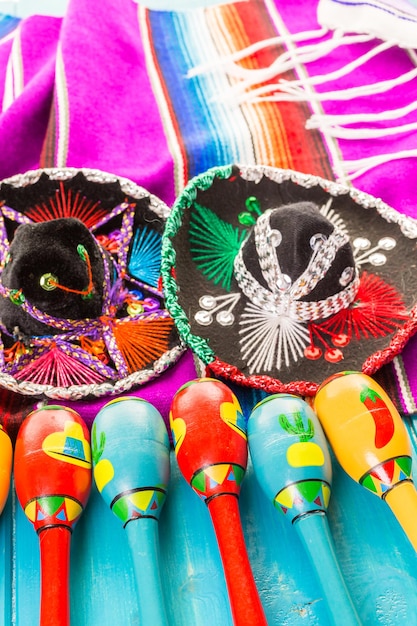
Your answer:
[248,394,361,626]
[92,397,170,626]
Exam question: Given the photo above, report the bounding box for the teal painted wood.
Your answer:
[0,489,13,626]
[1,434,417,625]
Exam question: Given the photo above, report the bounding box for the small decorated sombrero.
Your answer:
[161,164,417,396]
[0,168,184,400]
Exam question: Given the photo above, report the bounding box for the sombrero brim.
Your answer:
[161,163,417,395]
[0,168,184,400]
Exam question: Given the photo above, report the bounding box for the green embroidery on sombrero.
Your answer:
[161,165,237,364]
[189,202,247,291]
[194,164,234,192]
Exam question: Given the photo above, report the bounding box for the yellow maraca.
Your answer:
[314,371,417,551]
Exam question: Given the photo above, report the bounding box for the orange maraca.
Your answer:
[14,406,92,626]
[170,378,267,626]
[314,371,417,551]
[0,424,12,515]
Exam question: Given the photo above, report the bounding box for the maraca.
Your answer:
[14,405,92,626]
[314,371,417,551]
[248,394,361,626]
[170,378,267,626]
[92,397,170,626]
[0,424,12,515]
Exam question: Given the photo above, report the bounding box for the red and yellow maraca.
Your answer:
[170,378,267,626]
[14,406,91,626]
[314,371,417,551]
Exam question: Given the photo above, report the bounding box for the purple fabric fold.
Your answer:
[0,2,192,427]
[0,16,61,178]
[58,0,175,202]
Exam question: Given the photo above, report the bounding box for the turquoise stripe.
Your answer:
[0,14,20,39]
[148,10,254,180]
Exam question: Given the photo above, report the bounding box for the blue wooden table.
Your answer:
[1,388,417,625]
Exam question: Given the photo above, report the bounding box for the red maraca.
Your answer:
[14,406,92,626]
[170,378,267,626]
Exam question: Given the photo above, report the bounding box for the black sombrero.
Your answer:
[0,168,184,400]
[161,164,417,395]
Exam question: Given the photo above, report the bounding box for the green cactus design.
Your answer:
[91,422,106,465]
[279,411,314,443]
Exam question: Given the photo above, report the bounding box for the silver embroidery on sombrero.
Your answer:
[195,293,241,327]
[234,209,359,322]
[352,236,396,267]
[235,209,359,372]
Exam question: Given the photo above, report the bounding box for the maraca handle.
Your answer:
[295,514,360,626]
[208,495,267,626]
[385,481,417,551]
[39,527,71,626]
[125,519,168,626]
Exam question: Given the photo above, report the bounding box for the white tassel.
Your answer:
[338,150,417,180]
[307,121,417,140]
[240,65,417,104]
[213,31,375,103]
[187,26,329,79]
[307,100,417,129]
[279,39,396,89]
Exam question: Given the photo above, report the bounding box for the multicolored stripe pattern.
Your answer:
[40,42,69,167]
[139,0,333,195]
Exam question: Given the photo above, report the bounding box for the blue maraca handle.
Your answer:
[295,513,361,626]
[125,518,168,626]
[92,397,170,626]
[248,394,361,626]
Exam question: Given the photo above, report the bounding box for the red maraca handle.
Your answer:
[14,406,92,626]
[170,378,267,626]
[39,527,71,626]
[208,495,266,626]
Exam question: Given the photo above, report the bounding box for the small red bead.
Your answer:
[304,346,322,360]
[325,348,343,363]
[332,334,349,347]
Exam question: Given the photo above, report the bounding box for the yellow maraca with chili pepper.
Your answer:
[314,371,417,551]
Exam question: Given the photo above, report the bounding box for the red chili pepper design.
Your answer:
[359,385,395,449]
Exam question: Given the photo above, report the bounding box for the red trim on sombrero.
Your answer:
[206,357,320,397]
[208,304,417,397]
[363,305,417,375]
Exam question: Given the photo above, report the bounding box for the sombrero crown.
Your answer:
[161,164,417,395]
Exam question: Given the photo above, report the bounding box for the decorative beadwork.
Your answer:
[354,236,397,267]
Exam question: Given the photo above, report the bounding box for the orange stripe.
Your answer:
[207,0,333,179]
[207,3,293,169]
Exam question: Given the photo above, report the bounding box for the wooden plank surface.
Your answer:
[1,420,417,625]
